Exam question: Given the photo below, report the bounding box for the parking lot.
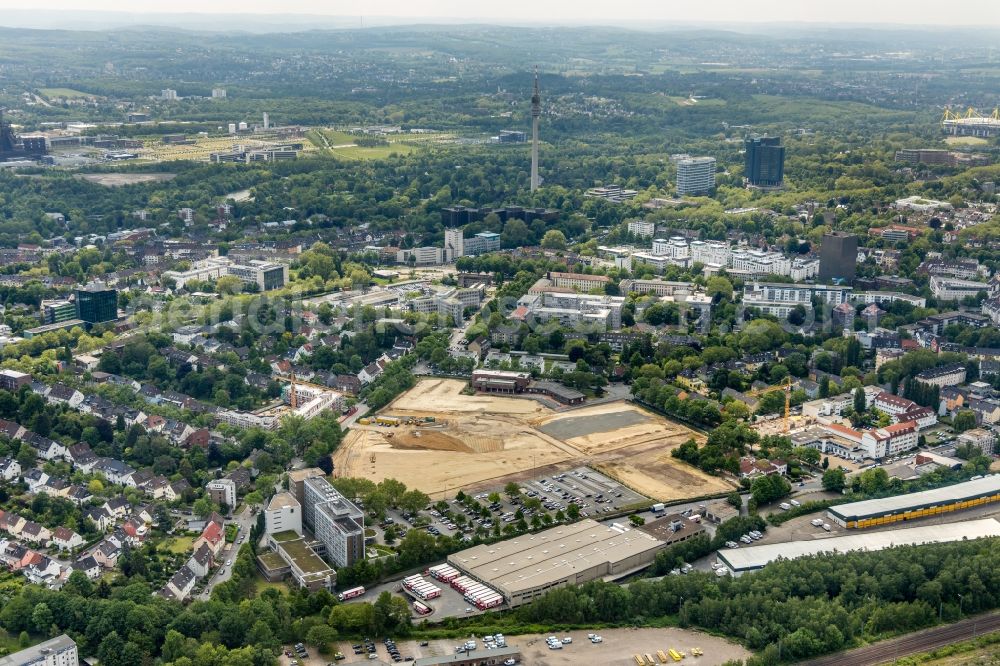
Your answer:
[474,466,650,522]
[363,466,649,554]
[277,627,749,665]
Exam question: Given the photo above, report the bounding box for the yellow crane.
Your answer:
[744,375,794,434]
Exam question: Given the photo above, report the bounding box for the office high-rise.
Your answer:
[744,136,785,188]
[819,232,858,283]
[444,228,464,261]
[75,281,118,324]
[675,156,717,196]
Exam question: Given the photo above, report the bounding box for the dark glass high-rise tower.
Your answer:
[76,281,118,324]
[744,136,785,187]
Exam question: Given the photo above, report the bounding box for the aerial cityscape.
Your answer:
[0,2,998,665]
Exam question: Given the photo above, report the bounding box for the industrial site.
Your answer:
[332,378,729,501]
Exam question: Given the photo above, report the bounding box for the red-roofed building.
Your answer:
[874,391,919,416]
[738,456,788,479]
[824,423,863,444]
[194,514,226,557]
[862,420,918,459]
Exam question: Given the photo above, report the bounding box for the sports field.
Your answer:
[333,379,733,500]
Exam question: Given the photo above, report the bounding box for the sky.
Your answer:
[0,0,997,26]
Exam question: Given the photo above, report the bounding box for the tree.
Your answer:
[306,625,339,654]
[857,467,891,495]
[541,229,567,250]
[822,468,846,492]
[726,492,743,510]
[399,489,430,515]
[504,482,521,499]
[853,387,866,414]
[192,496,215,518]
[953,410,977,433]
[750,474,791,505]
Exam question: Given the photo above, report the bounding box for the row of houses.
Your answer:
[159,513,226,601]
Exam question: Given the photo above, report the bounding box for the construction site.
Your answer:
[333,379,733,501]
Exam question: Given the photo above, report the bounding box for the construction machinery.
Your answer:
[745,375,794,434]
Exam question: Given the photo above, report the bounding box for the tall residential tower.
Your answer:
[530,69,541,192]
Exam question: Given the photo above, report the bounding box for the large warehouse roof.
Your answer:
[449,518,663,596]
[718,518,1000,574]
[828,475,1000,522]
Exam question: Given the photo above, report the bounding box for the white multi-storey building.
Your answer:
[520,292,624,331]
[861,421,919,459]
[651,236,692,262]
[930,275,989,301]
[163,256,288,291]
[743,283,851,317]
[444,228,464,261]
[689,240,732,268]
[264,492,302,535]
[397,246,444,265]
[627,220,656,238]
[0,634,78,666]
[303,476,365,568]
[675,156,717,196]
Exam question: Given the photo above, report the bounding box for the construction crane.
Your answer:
[288,372,298,409]
[745,375,794,434]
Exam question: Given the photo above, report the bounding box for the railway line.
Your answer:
[801,611,1000,665]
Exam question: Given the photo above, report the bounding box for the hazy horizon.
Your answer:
[0,0,997,29]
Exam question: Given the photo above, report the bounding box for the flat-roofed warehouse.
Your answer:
[827,475,1000,528]
[718,518,1000,576]
[447,518,666,607]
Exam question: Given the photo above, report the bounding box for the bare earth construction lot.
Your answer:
[333,379,732,501]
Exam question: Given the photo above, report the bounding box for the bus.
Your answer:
[337,586,365,602]
[413,601,431,615]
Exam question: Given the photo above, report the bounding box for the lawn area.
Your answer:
[253,576,290,596]
[307,128,419,160]
[162,535,195,554]
[0,628,27,655]
[38,87,92,99]
[944,136,989,146]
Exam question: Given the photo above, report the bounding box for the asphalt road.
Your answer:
[800,611,1000,665]
[195,505,257,600]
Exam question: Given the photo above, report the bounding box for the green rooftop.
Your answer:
[276,537,334,575]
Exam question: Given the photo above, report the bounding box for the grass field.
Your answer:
[945,136,990,146]
[253,576,290,596]
[307,128,454,160]
[38,87,93,99]
[162,535,195,554]
[333,379,732,501]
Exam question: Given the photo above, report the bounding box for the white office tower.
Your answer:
[262,112,269,129]
[444,228,464,261]
[675,156,717,196]
[228,123,237,134]
[211,88,226,98]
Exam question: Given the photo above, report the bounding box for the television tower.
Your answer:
[530,67,541,192]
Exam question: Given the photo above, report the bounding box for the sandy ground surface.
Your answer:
[333,379,733,501]
[512,628,750,666]
[77,172,176,186]
[279,628,750,666]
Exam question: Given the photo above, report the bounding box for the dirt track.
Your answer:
[333,379,734,501]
